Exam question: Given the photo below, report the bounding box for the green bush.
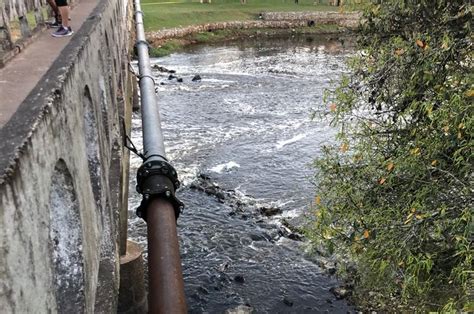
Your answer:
[307,0,473,311]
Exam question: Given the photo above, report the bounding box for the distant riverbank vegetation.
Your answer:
[307,0,472,311]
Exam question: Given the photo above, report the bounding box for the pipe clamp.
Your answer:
[136,160,184,220]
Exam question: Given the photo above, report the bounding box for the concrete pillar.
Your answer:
[118,240,147,314]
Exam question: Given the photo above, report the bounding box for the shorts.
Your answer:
[55,0,68,7]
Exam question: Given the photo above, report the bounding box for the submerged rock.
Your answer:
[330,286,351,300]
[152,64,171,72]
[288,233,303,241]
[192,74,202,82]
[283,296,294,307]
[259,206,281,216]
[233,275,245,284]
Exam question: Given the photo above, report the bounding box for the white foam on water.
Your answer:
[176,163,200,186]
[209,161,240,174]
[275,133,307,149]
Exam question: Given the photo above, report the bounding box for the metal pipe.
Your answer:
[133,0,187,311]
[134,0,166,161]
[147,198,187,313]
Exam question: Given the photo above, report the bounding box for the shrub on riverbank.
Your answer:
[307,0,472,311]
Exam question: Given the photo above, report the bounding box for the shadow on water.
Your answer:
[128,34,354,313]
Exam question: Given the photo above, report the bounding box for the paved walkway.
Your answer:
[0,0,98,128]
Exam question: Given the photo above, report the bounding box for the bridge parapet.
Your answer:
[0,0,135,311]
[0,0,77,66]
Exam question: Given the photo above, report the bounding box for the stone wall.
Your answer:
[147,11,360,42]
[261,11,361,28]
[0,0,135,311]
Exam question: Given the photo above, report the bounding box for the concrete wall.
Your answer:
[0,0,135,311]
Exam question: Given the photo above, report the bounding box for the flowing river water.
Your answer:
[128,34,353,313]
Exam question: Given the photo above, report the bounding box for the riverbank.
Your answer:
[145,11,360,57]
[141,1,361,56]
[149,25,346,57]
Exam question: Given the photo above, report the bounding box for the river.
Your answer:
[128,34,353,313]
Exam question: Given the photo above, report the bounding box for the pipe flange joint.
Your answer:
[134,40,150,56]
[135,159,184,220]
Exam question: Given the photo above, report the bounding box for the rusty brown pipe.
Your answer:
[146,197,187,314]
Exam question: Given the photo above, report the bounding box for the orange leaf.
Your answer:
[431,160,438,166]
[416,39,424,48]
[394,48,405,56]
[379,177,386,185]
[329,103,337,112]
[363,230,370,239]
[387,162,394,172]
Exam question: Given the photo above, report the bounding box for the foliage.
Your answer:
[307,0,473,310]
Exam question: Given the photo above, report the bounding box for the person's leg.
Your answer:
[54,0,69,27]
[58,6,69,28]
[52,0,73,37]
[46,0,61,24]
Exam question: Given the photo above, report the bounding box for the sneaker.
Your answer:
[51,26,73,38]
[46,20,61,28]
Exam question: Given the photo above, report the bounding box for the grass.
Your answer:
[141,0,356,31]
[9,6,50,42]
[142,0,364,56]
